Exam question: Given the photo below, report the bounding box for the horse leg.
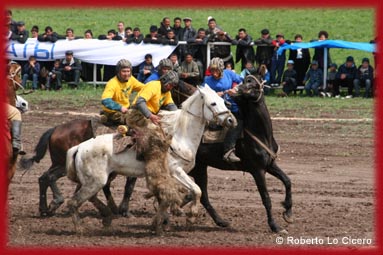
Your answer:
[89,195,113,228]
[38,165,64,217]
[189,163,230,228]
[267,162,293,223]
[118,177,137,217]
[171,166,201,224]
[102,172,119,214]
[250,169,287,234]
[46,166,66,215]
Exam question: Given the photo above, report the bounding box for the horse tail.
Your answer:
[66,145,79,183]
[19,127,55,170]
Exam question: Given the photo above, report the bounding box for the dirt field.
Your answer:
[6,103,375,249]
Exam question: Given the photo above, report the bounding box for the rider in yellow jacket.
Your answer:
[132,70,179,125]
[101,59,145,124]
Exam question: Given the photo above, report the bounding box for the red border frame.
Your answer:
[1,0,382,254]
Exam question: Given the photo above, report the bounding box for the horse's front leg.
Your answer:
[102,172,119,214]
[118,177,137,217]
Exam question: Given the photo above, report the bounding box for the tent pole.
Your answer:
[323,47,328,90]
[93,64,97,88]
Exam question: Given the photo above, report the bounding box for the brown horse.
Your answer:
[6,62,23,187]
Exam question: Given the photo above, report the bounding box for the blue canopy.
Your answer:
[277,39,376,55]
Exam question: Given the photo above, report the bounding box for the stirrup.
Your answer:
[223,149,241,163]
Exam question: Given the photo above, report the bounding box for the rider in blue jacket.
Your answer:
[203,57,243,163]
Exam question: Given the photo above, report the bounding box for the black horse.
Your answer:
[117,75,293,233]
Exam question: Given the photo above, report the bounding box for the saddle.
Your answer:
[112,125,136,154]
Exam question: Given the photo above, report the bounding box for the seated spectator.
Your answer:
[334,56,357,98]
[46,59,61,90]
[322,63,337,97]
[158,17,172,37]
[240,61,256,79]
[56,50,82,89]
[354,58,374,98]
[225,62,236,73]
[162,29,178,45]
[38,26,59,42]
[137,54,155,82]
[126,27,143,44]
[169,53,180,72]
[143,25,162,44]
[11,21,28,43]
[21,56,40,90]
[98,29,123,40]
[281,60,297,96]
[303,60,323,97]
[178,53,200,86]
[144,58,173,83]
[256,64,270,84]
[30,25,39,38]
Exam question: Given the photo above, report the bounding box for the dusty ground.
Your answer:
[6,103,375,249]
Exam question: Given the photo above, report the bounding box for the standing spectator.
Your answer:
[143,25,162,44]
[63,28,81,40]
[303,60,323,97]
[56,51,82,89]
[81,30,102,82]
[124,27,133,38]
[334,56,357,98]
[281,60,297,96]
[205,17,223,37]
[322,63,337,97]
[254,28,274,72]
[188,28,208,76]
[126,27,143,44]
[234,28,255,71]
[289,34,311,89]
[98,29,122,40]
[240,61,256,79]
[270,33,287,86]
[98,29,121,81]
[21,56,40,90]
[312,30,332,70]
[158,17,172,36]
[137,54,155,82]
[38,26,59,42]
[173,17,182,39]
[116,21,125,38]
[178,53,200,86]
[162,29,178,45]
[84,29,93,39]
[30,25,39,38]
[179,17,196,60]
[11,21,29,44]
[6,9,17,35]
[354,58,374,98]
[210,31,234,70]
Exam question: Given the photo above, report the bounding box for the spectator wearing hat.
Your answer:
[21,56,40,90]
[158,17,172,37]
[334,56,357,98]
[38,26,59,42]
[126,27,143,44]
[11,21,29,44]
[173,17,183,39]
[270,33,288,86]
[281,60,297,95]
[137,54,155,82]
[179,17,196,61]
[30,25,39,39]
[303,60,323,96]
[143,25,162,44]
[233,28,255,71]
[289,34,311,90]
[56,50,82,89]
[354,58,374,98]
[254,28,274,72]
[312,30,332,71]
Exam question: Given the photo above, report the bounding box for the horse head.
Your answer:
[7,61,22,90]
[194,84,237,128]
[237,75,265,102]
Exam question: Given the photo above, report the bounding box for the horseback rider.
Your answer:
[203,57,244,163]
[144,58,173,83]
[100,59,145,125]
[7,104,25,156]
[132,70,179,125]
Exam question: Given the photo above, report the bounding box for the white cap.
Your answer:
[207,16,213,23]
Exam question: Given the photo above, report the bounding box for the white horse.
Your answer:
[66,84,236,233]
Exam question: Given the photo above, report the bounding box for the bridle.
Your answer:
[186,88,231,126]
[7,62,24,91]
[245,75,265,103]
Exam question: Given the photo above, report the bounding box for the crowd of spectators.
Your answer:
[6,9,376,98]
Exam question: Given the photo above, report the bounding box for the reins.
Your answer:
[244,128,279,160]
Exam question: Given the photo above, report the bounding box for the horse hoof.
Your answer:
[40,211,54,218]
[283,211,294,224]
[102,217,112,227]
[120,210,131,218]
[216,220,230,228]
[278,229,289,235]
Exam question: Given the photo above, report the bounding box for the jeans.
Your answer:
[354,79,372,98]
[270,56,286,84]
[56,70,80,88]
[305,81,321,96]
[22,73,38,89]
